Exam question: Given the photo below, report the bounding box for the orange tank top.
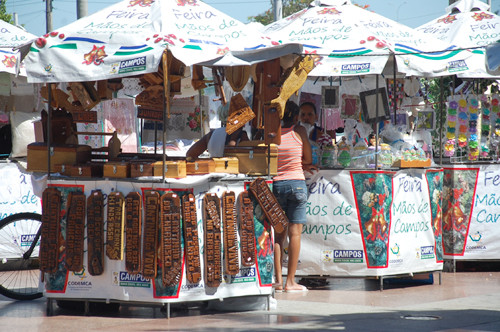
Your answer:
[275,126,305,181]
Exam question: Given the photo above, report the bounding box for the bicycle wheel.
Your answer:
[0,212,43,300]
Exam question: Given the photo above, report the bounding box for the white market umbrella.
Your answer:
[263,0,474,77]
[25,0,300,83]
[0,20,36,75]
[417,0,500,78]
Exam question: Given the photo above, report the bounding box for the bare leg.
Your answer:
[274,228,287,290]
[285,223,304,291]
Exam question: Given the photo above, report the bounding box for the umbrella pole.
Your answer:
[162,50,171,183]
[439,77,444,166]
[375,75,379,170]
[392,53,397,125]
[47,83,52,177]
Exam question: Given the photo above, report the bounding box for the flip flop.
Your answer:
[285,285,308,293]
[274,289,284,293]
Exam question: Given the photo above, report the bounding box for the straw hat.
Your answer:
[225,65,251,92]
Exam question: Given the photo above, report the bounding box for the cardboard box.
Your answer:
[213,157,239,174]
[224,142,277,176]
[153,160,187,178]
[103,161,130,178]
[27,143,92,172]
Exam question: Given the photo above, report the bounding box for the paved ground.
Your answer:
[1,271,499,331]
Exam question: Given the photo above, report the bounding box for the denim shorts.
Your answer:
[272,180,308,224]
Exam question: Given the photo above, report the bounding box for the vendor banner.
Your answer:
[292,169,443,277]
[42,177,272,303]
[444,165,500,260]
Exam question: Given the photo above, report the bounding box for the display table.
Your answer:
[39,174,273,315]
[291,168,444,277]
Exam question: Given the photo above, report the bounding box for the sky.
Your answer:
[5,0,499,37]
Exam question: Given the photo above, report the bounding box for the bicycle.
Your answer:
[0,212,43,300]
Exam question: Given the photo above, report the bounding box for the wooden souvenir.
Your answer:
[103,161,130,178]
[125,192,142,274]
[64,163,104,178]
[182,193,201,284]
[213,157,239,174]
[106,192,125,260]
[269,55,315,118]
[68,82,100,111]
[27,143,92,173]
[65,192,86,272]
[226,93,255,135]
[238,191,256,267]
[224,142,278,176]
[203,193,222,287]
[191,64,208,90]
[152,160,187,178]
[248,177,288,233]
[222,192,239,276]
[40,187,61,274]
[87,190,105,276]
[142,191,159,279]
[135,85,164,111]
[160,193,183,287]
[130,160,155,178]
[252,58,281,145]
[97,80,113,100]
[186,159,215,175]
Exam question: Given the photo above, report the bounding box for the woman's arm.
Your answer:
[185,131,212,161]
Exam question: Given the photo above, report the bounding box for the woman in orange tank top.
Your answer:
[273,101,316,293]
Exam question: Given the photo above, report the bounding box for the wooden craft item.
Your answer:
[142,191,159,279]
[226,65,250,92]
[160,193,183,287]
[222,191,239,276]
[125,192,142,275]
[252,59,281,145]
[191,64,208,90]
[203,193,222,287]
[97,80,112,100]
[40,187,61,274]
[226,93,255,135]
[135,85,164,111]
[106,192,125,260]
[40,85,83,112]
[87,190,105,276]
[269,55,315,119]
[186,159,215,175]
[182,193,202,284]
[248,178,288,233]
[68,82,100,111]
[65,192,86,272]
[212,67,226,106]
[238,191,256,267]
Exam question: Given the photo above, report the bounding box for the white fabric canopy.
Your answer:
[0,20,36,75]
[263,0,475,77]
[417,0,500,78]
[25,0,301,83]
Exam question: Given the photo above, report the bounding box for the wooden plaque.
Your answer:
[160,193,183,287]
[106,192,125,260]
[65,192,86,272]
[40,187,61,274]
[248,178,288,233]
[142,191,159,279]
[87,190,105,276]
[203,193,222,287]
[125,192,142,275]
[238,191,256,267]
[222,191,239,275]
[182,193,201,284]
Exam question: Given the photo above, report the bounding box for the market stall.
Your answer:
[20,0,305,312]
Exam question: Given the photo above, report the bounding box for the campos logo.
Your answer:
[448,60,468,73]
[114,271,151,288]
[341,63,370,74]
[110,56,146,74]
[420,246,435,259]
[333,250,363,263]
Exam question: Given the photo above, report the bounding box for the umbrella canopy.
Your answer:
[0,20,36,75]
[263,0,473,77]
[417,0,500,78]
[25,0,300,83]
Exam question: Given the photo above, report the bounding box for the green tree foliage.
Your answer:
[0,0,13,24]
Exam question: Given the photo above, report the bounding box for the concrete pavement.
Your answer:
[0,271,499,331]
